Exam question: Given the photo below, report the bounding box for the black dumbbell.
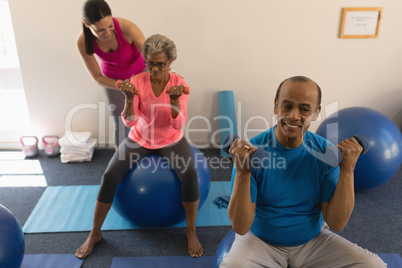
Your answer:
[222,134,269,169]
[323,134,369,167]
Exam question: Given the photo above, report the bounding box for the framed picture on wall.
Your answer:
[340,7,382,39]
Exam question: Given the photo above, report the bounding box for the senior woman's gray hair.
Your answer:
[142,34,177,61]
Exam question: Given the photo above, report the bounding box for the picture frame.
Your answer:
[340,7,382,39]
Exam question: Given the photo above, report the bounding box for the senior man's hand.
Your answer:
[229,138,258,174]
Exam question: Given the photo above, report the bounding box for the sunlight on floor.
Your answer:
[0,151,47,187]
[0,175,47,187]
[0,151,25,160]
[0,159,43,174]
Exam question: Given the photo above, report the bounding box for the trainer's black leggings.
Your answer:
[97,137,200,203]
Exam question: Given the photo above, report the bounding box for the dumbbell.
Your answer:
[20,136,39,158]
[166,85,190,95]
[116,80,190,95]
[323,134,369,167]
[42,136,61,157]
[116,80,141,94]
[223,134,369,169]
[222,134,269,169]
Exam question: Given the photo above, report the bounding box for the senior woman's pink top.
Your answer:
[121,72,189,149]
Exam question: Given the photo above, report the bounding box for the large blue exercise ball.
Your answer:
[0,204,25,268]
[112,145,211,227]
[316,107,402,190]
[213,230,236,268]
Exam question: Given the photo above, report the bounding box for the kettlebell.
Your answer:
[42,135,61,157]
[20,136,39,158]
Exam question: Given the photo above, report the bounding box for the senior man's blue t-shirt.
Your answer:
[230,126,340,246]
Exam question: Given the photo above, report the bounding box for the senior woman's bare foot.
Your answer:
[187,228,203,257]
[75,231,103,259]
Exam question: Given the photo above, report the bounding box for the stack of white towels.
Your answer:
[59,131,97,163]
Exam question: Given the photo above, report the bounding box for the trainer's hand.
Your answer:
[337,137,363,170]
[229,138,258,174]
[117,79,138,99]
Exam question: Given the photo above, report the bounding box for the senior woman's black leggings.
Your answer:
[97,137,200,203]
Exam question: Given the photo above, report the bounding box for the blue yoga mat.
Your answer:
[378,253,402,268]
[219,90,237,158]
[110,254,400,268]
[21,254,83,268]
[22,181,231,233]
[111,256,214,268]
[111,254,402,268]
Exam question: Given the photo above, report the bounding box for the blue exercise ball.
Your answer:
[112,145,211,227]
[213,230,236,268]
[316,107,402,190]
[0,204,25,268]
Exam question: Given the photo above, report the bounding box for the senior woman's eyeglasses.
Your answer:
[145,60,169,69]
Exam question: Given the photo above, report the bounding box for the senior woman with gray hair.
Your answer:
[76,34,203,259]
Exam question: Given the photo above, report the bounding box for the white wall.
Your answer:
[6,0,402,149]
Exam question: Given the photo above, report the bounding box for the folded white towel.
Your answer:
[60,149,91,157]
[60,146,92,154]
[60,147,95,163]
[59,131,93,148]
[59,131,96,163]
[60,139,97,150]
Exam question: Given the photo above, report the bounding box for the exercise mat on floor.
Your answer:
[110,253,401,268]
[21,254,83,268]
[111,256,214,268]
[22,182,231,233]
[378,253,402,268]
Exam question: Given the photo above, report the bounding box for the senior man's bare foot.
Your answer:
[187,228,203,258]
[75,231,103,259]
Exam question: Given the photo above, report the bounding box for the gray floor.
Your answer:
[0,149,401,268]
